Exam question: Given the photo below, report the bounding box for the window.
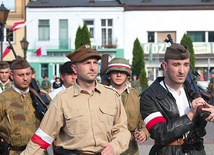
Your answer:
[38,20,50,41]
[59,19,68,49]
[41,64,48,78]
[187,31,205,42]
[4,0,15,11]
[208,32,214,42]
[6,28,13,42]
[101,19,113,46]
[157,32,176,43]
[147,31,176,43]
[148,32,154,42]
[84,20,94,39]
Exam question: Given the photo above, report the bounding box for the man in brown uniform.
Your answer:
[0,61,12,93]
[21,45,131,155]
[106,58,149,155]
[0,57,43,155]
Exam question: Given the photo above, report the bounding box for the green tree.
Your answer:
[180,34,195,69]
[82,23,91,46]
[74,23,91,50]
[75,26,83,50]
[131,38,148,90]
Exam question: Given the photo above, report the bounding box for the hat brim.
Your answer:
[75,53,101,62]
[106,68,131,76]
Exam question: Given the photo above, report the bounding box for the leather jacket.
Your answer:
[140,77,207,155]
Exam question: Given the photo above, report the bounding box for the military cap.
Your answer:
[0,61,10,69]
[164,43,190,60]
[11,56,31,70]
[66,44,101,63]
[60,61,74,74]
[106,58,131,76]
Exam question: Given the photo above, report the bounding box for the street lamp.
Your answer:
[0,3,10,60]
[20,37,29,59]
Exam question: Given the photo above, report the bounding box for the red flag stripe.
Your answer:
[36,48,42,56]
[3,47,10,58]
[108,64,131,70]
[10,21,27,31]
[31,134,50,149]
[144,112,166,131]
[145,116,166,131]
[31,128,54,149]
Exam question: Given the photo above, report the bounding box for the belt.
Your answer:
[155,138,184,146]
[10,145,26,151]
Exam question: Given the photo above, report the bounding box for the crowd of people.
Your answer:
[0,43,214,155]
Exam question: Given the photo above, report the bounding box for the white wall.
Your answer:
[26,7,124,50]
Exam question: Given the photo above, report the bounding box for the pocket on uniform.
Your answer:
[64,108,88,135]
[99,106,115,127]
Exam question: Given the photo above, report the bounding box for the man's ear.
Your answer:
[161,61,167,71]
[71,64,77,74]
[10,72,14,80]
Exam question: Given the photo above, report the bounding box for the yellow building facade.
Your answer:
[3,0,29,62]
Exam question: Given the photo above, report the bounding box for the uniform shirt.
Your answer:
[109,85,149,138]
[0,80,13,93]
[0,86,40,150]
[22,82,131,155]
[48,85,66,99]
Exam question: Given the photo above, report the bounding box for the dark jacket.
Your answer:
[140,77,207,155]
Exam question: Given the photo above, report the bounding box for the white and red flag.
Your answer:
[10,20,33,31]
[36,47,47,56]
[2,43,11,58]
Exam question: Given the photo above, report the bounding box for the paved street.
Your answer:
[139,122,214,155]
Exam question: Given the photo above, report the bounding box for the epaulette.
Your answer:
[104,85,120,96]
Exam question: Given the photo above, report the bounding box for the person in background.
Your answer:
[131,74,141,92]
[208,71,214,96]
[52,77,62,90]
[40,75,51,93]
[31,67,40,87]
[0,61,12,93]
[49,61,77,99]
[0,57,44,155]
[140,43,214,155]
[50,75,56,92]
[21,44,131,155]
[106,58,149,155]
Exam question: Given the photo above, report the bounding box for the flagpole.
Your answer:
[0,3,10,60]
[0,23,3,60]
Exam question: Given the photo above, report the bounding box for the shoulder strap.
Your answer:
[29,87,48,109]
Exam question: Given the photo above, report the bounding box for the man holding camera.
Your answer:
[140,43,214,155]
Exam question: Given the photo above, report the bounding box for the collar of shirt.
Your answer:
[0,79,10,86]
[61,85,66,90]
[12,84,29,95]
[73,80,101,96]
[108,84,130,95]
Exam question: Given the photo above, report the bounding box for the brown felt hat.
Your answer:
[11,56,31,70]
[164,43,190,60]
[66,44,101,63]
[0,61,10,69]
